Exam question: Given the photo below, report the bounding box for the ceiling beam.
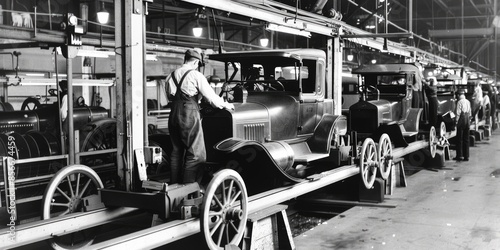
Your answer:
[429,28,493,38]
[468,38,490,60]
[433,0,455,17]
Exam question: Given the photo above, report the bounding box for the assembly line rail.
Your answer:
[80,165,360,249]
[392,130,456,159]
[0,207,138,249]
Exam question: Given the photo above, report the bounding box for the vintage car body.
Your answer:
[433,72,461,130]
[197,49,348,193]
[349,64,418,146]
[341,72,359,117]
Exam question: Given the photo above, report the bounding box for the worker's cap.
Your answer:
[185,49,202,61]
[457,89,465,95]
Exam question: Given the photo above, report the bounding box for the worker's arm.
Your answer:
[196,72,234,110]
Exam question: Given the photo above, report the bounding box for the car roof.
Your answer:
[352,63,419,74]
[208,49,326,63]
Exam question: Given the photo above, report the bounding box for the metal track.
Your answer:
[88,165,359,249]
[0,207,138,249]
[392,131,456,159]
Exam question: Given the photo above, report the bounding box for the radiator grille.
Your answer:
[351,110,377,133]
[244,123,265,142]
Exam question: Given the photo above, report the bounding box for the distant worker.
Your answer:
[482,92,491,124]
[412,62,425,108]
[471,81,483,124]
[392,76,406,85]
[166,49,234,184]
[59,80,68,123]
[424,77,438,127]
[454,89,471,162]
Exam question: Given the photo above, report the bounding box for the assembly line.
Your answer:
[0,1,498,249]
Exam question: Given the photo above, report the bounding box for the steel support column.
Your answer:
[332,37,342,116]
[118,0,146,191]
[326,39,333,100]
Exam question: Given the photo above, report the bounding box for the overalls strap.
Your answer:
[171,69,194,98]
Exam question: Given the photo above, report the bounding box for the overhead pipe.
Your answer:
[310,0,328,14]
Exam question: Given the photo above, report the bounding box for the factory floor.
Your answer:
[294,130,500,250]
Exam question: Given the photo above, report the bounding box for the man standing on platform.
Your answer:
[454,89,471,162]
[166,49,234,184]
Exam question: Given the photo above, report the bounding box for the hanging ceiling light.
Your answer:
[347,54,354,61]
[192,22,203,37]
[260,38,269,47]
[260,27,269,47]
[97,2,109,24]
[266,23,311,38]
[192,17,203,38]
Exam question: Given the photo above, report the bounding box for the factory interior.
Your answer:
[0,0,500,249]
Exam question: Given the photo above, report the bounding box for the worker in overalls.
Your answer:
[454,89,471,162]
[424,76,438,127]
[166,49,234,184]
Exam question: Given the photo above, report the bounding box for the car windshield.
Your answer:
[211,57,317,94]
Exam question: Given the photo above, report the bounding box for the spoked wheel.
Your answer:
[438,121,446,138]
[201,169,248,250]
[378,134,393,180]
[79,119,117,166]
[360,138,378,189]
[429,126,437,158]
[41,165,103,250]
[437,121,449,147]
[21,97,41,110]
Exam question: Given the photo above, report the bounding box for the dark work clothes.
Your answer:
[456,112,470,160]
[425,85,438,127]
[455,97,471,160]
[168,70,206,184]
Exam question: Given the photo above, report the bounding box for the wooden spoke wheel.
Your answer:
[438,121,446,138]
[41,165,103,250]
[360,138,378,189]
[429,126,437,158]
[21,97,41,111]
[378,134,393,180]
[201,169,248,250]
[79,119,117,167]
[437,121,448,147]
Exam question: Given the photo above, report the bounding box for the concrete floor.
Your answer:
[294,130,500,250]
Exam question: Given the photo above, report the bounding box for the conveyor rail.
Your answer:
[0,207,138,249]
[392,130,455,159]
[89,164,359,249]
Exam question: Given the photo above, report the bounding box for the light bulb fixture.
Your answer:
[371,59,377,64]
[260,26,269,47]
[97,2,109,24]
[347,54,354,61]
[260,38,269,47]
[193,20,203,37]
[266,23,311,38]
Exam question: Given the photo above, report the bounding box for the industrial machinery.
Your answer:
[0,95,116,224]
